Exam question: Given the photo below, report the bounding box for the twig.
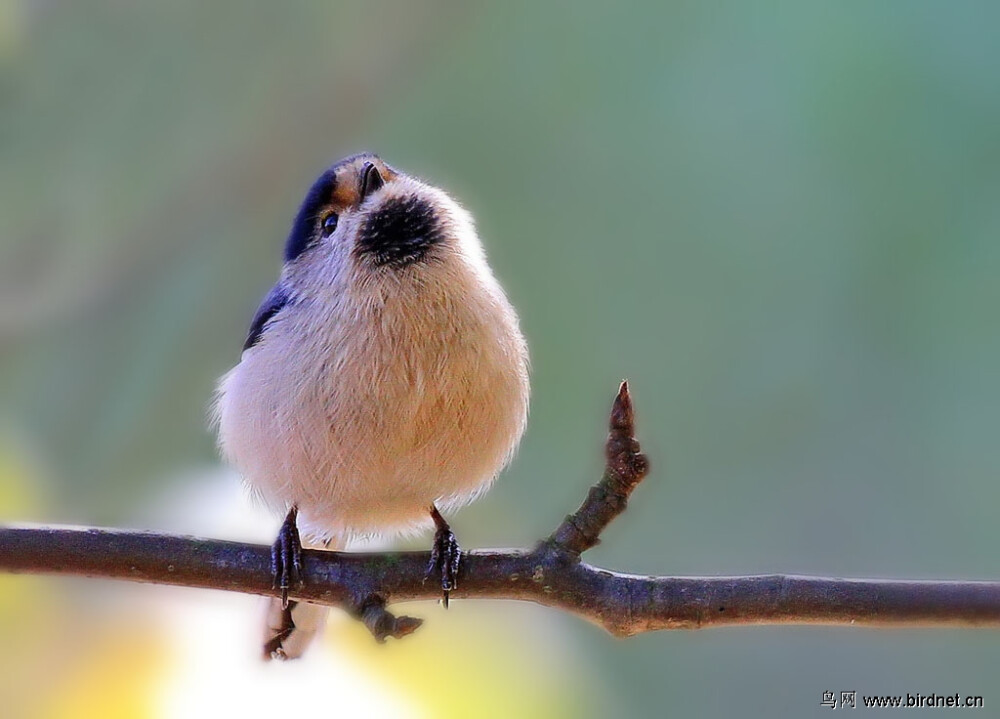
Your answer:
[2,382,1000,638]
[548,380,649,555]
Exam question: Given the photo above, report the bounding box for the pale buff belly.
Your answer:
[216,319,527,541]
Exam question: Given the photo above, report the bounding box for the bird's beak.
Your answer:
[359,162,385,200]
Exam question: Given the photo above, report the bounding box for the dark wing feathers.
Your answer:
[243,284,291,351]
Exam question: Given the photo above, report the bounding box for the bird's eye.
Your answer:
[321,213,339,237]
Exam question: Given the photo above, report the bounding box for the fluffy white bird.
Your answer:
[214,154,529,658]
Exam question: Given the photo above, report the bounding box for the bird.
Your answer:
[213,153,530,659]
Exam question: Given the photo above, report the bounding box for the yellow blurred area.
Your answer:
[39,626,169,719]
[328,606,583,719]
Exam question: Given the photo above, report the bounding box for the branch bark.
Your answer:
[2,382,1000,639]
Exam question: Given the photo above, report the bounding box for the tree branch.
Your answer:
[2,382,1000,638]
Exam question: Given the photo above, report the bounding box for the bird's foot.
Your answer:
[426,505,461,608]
[271,506,303,609]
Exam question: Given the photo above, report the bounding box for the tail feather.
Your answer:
[261,535,339,661]
[262,599,330,660]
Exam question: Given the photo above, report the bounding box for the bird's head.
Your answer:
[280,154,489,302]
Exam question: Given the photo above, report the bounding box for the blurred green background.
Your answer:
[2,1,1000,717]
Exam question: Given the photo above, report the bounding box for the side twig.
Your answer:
[2,382,1000,639]
[549,380,649,555]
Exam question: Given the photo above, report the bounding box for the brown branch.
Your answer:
[2,383,1000,638]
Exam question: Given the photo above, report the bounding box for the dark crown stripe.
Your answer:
[284,169,338,263]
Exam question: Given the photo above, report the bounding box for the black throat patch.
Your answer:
[356,195,442,268]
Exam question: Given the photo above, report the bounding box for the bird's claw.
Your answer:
[271,506,303,609]
[426,505,461,608]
